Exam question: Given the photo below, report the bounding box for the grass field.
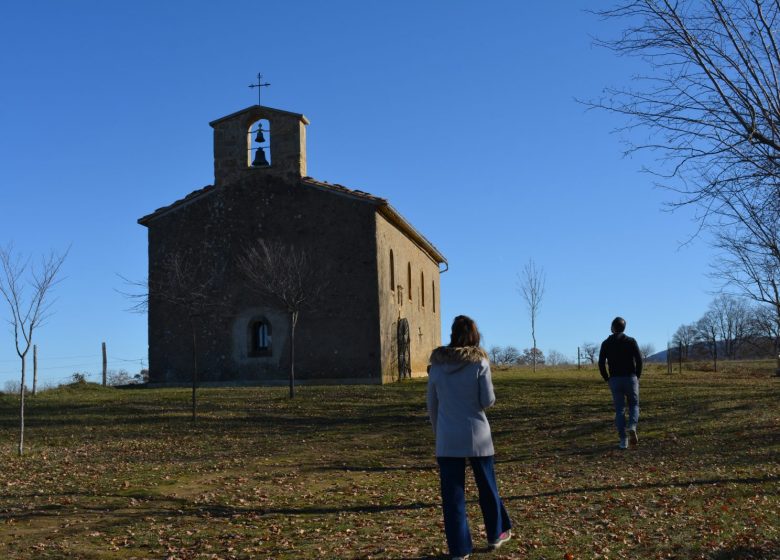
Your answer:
[0,365,778,559]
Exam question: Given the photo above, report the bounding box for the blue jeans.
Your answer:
[437,456,512,557]
[609,375,639,440]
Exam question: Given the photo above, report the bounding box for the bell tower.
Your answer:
[209,105,309,187]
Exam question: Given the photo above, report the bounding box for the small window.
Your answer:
[421,271,425,307]
[407,263,412,300]
[389,250,395,291]
[248,317,273,356]
[432,280,436,313]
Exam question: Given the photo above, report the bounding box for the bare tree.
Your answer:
[122,252,223,421]
[639,343,656,361]
[521,347,545,367]
[589,1,780,337]
[672,323,698,361]
[498,345,521,366]
[696,310,720,371]
[488,345,502,365]
[0,245,67,456]
[517,259,545,372]
[714,234,780,368]
[238,239,325,398]
[708,294,752,359]
[546,349,569,366]
[581,342,599,365]
[751,303,780,353]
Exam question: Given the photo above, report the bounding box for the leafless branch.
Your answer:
[517,259,545,373]
[586,0,780,320]
[237,238,327,398]
[0,243,68,456]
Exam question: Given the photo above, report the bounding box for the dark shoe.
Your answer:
[618,438,628,450]
[628,429,638,448]
[488,530,512,550]
[451,555,469,560]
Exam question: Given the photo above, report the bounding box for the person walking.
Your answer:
[427,315,512,560]
[598,316,643,449]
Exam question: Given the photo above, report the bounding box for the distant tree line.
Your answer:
[489,346,572,368]
[671,295,779,366]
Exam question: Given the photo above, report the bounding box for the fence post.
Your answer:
[667,342,672,375]
[678,341,682,373]
[577,347,581,370]
[102,342,107,387]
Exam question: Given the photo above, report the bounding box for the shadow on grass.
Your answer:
[709,543,780,559]
[4,473,775,526]
[0,494,439,523]
[504,473,780,503]
[314,463,436,473]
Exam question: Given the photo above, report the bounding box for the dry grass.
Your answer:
[0,366,777,559]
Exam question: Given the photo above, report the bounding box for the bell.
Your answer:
[252,147,269,167]
[254,128,266,144]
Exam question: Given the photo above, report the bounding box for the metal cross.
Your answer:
[248,73,271,105]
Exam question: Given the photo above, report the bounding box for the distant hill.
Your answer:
[648,337,778,363]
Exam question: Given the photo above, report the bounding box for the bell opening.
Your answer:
[248,118,271,167]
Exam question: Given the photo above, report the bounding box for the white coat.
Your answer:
[426,346,496,457]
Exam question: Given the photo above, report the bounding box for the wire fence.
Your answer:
[0,348,146,389]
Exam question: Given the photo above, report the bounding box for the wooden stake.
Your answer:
[102,342,107,386]
[678,341,683,373]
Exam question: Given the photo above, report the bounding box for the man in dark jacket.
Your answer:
[598,317,642,449]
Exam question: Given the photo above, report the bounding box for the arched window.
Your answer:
[389,249,395,291]
[248,119,271,167]
[407,263,412,300]
[421,271,425,307]
[432,280,436,313]
[247,317,273,356]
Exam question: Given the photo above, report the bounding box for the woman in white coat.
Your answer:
[427,315,512,560]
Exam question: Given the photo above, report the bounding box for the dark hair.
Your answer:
[611,316,626,333]
[449,315,481,347]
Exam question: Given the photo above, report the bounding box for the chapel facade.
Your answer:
[138,105,446,384]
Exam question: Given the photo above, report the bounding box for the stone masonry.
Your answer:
[139,105,446,384]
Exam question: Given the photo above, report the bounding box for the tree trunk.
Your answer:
[531,316,537,373]
[678,342,682,373]
[32,345,37,396]
[102,341,107,387]
[713,339,718,373]
[191,321,198,421]
[774,307,780,377]
[289,311,298,399]
[18,355,26,457]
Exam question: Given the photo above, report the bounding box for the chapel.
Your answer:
[138,104,447,384]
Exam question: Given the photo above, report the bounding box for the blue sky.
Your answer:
[0,1,716,385]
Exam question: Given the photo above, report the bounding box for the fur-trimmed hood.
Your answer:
[430,345,489,366]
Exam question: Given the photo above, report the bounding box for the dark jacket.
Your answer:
[598,333,643,381]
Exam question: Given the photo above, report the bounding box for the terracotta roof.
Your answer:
[138,177,447,265]
[301,177,387,203]
[302,177,446,265]
[137,185,216,225]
